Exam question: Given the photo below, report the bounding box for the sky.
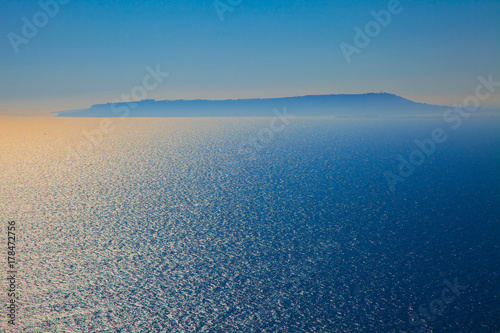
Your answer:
[0,0,499,115]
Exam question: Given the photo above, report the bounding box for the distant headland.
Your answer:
[55,93,496,118]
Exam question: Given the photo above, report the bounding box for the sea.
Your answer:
[0,116,498,332]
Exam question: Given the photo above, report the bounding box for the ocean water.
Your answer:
[0,116,499,332]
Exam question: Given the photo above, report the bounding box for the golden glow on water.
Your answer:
[0,116,269,331]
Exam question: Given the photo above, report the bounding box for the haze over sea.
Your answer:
[1,115,498,332]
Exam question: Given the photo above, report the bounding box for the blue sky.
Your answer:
[1,0,499,115]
